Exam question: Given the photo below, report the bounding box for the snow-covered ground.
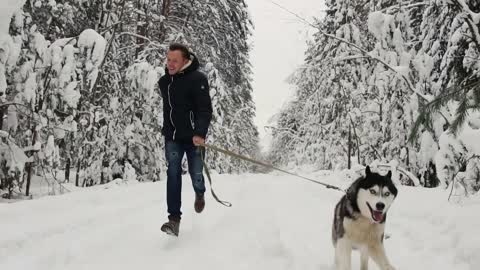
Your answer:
[1,171,479,270]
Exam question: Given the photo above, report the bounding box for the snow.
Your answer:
[0,33,14,64]
[419,131,439,167]
[412,51,434,82]
[0,1,478,269]
[0,34,16,95]
[59,44,76,87]
[62,81,81,108]
[31,32,50,61]
[0,64,6,96]
[126,62,162,100]
[44,134,56,163]
[78,29,106,68]
[24,72,37,104]
[0,171,478,270]
[7,104,18,133]
[458,119,480,155]
[78,29,107,91]
[392,28,404,53]
[0,0,26,34]
[472,13,480,25]
[368,12,385,40]
[0,1,23,99]
[124,124,135,138]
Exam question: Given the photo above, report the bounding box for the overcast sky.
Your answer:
[246,0,326,151]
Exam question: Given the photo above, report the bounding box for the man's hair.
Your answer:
[168,43,190,59]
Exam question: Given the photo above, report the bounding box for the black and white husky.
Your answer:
[332,166,398,270]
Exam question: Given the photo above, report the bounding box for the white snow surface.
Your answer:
[1,171,479,270]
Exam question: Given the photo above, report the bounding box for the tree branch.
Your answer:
[452,0,480,49]
[269,0,429,102]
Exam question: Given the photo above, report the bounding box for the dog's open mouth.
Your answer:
[367,203,384,222]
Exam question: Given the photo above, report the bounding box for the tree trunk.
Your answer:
[348,124,352,169]
[159,0,172,41]
[162,0,172,17]
[65,158,70,183]
[75,160,81,187]
[25,129,37,197]
[136,0,148,56]
[0,106,4,130]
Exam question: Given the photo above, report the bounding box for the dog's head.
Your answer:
[347,166,398,223]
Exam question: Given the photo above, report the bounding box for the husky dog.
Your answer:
[332,166,398,270]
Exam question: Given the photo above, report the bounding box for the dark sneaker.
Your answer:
[194,193,205,213]
[161,218,180,236]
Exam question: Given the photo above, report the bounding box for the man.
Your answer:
[158,43,213,236]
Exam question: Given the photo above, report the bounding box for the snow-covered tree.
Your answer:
[1,0,259,196]
[269,0,480,193]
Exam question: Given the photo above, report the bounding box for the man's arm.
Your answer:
[192,74,213,139]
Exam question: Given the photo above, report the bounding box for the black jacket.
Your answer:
[158,54,213,142]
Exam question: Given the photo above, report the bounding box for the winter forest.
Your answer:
[0,0,260,199]
[269,0,480,196]
[1,0,480,269]
[1,0,479,200]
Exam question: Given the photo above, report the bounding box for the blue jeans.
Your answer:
[165,140,206,220]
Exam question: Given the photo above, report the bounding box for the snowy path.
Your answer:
[1,172,479,270]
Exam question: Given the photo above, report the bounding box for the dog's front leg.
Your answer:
[335,239,352,270]
[360,247,369,270]
[368,243,395,270]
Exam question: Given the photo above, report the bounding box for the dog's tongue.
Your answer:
[372,211,384,222]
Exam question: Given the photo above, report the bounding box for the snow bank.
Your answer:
[0,172,478,270]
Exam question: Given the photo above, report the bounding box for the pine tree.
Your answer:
[268,0,372,169]
[2,0,259,194]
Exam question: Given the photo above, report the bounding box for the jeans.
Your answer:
[165,140,206,220]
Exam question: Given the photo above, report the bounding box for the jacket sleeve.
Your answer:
[192,74,213,138]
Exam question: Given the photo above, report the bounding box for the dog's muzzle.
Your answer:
[367,202,384,222]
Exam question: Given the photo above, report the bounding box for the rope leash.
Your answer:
[198,143,345,208]
[199,147,232,207]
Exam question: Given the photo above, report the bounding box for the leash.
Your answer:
[197,142,345,207]
[199,147,233,207]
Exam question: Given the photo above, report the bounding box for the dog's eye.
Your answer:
[384,192,390,197]
[369,189,377,195]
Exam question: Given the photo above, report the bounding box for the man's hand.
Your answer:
[192,135,205,146]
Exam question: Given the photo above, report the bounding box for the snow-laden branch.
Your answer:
[91,0,127,92]
[452,0,480,49]
[379,2,428,14]
[334,55,371,62]
[116,32,163,48]
[269,1,429,102]
[264,125,307,143]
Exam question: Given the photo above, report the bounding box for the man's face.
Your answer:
[167,50,189,75]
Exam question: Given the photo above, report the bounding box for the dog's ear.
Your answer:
[346,177,361,202]
[365,166,372,176]
[386,170,392,178]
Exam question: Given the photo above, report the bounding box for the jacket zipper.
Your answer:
[190,111,195,129]
[167,76,176,140]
